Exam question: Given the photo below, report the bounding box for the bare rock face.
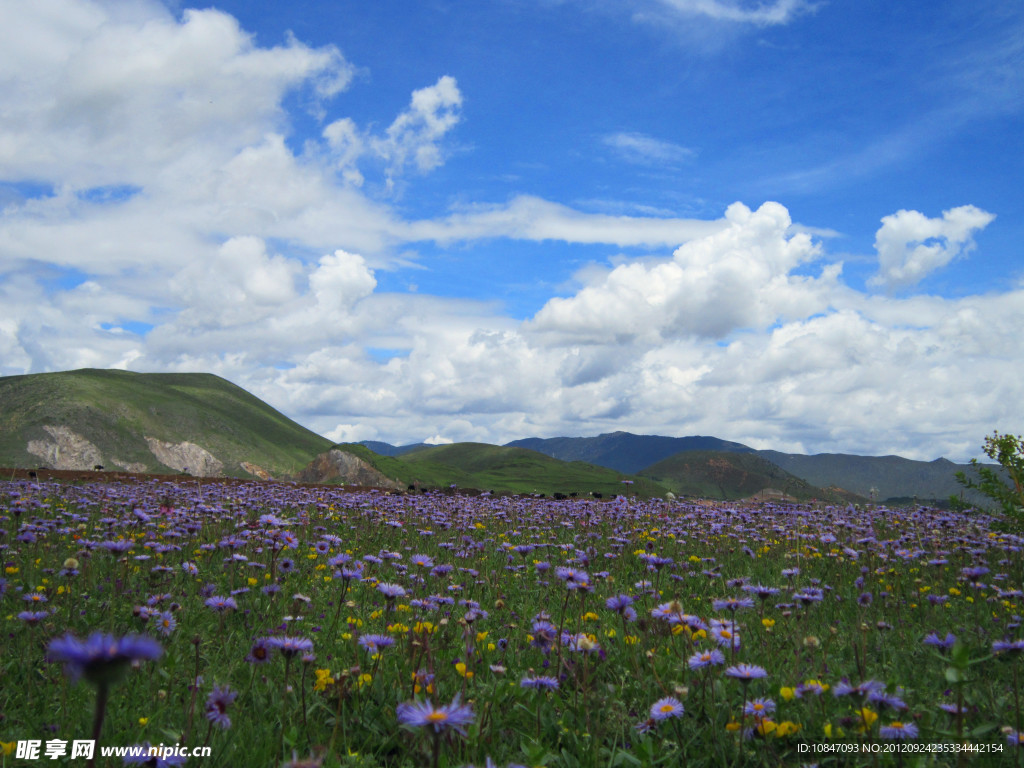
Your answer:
[145,437,223,477]
[298,449,404,489]
[111,458,149,473]
[241,461,272,480]
[27,425,104,470]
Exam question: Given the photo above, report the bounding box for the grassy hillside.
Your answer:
[346,442,670,497]
[756,450,988,504]
[639,450,862,502]
[0,369,332,477]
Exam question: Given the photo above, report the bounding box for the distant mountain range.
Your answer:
[363,431,986,504]
[0,369,990,504]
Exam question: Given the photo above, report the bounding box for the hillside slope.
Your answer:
[320,442,669,497]
[640,450,863,503]
[0,369,332,478]
[757,450,984,503]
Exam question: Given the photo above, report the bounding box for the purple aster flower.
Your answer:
[205,684,237,729]
[993,639,1024,655]
[269,636,314,658]
[204,596,238,612]
[924,632,957,649]
[246,637,274,664]
[743,698,776,717]
[879,721,919,740]
[554,567,591,590]
[48,632,162,686]
[358,634,395,653]
[156,611,177,636]
[833,679,885,698]
[18,610,51,626]
[713,596,755,613]
[520,675,559,690]
[724,663,768,683]
[605,594,634,613]
[650,697,684,721]
[396,694,475,736]
[688,648,726,669]
[377,582,407,599]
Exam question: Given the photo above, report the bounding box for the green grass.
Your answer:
[343,442,670,498]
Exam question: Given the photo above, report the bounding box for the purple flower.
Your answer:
[713,597,755,613]
[358,634,395,653]
[649,697,684,721]
[924,632,957,649]
[833,679,885,698]
[48,632,162,686]
[246,637,274,665]
[269,636,314,658]
[743,698,776,717]
[724,663,768,683]
[520,675,559,690]
[377,582,407,599]
[205,684,237,729]
[879,721,919,740]
[993,640,1024,655]
[688,648,725,669]
[204,596,238,612]
[396,694,475,735]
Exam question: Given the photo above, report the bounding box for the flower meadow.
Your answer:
[2,478,1023,767]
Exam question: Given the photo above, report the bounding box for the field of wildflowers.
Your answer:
[1,477,1022,767]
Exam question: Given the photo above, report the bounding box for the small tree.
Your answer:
[955,431,1024,531]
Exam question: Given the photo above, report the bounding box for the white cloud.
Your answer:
[529,201,835,341]
[870,205,996,290]
[371,75,463,189]
[405,195,728,248]
[650,0,811,25]
[603,132,695,165]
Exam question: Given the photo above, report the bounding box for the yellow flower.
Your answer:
[1,741,16,756]
[138,718,149,726]
[582,612,599,622]
[455,662,473,679]
[762,618,775,628]
[476,631,489,643]
[356,673,372,689]
[313,668,335,692]
[779,686,796,702]
[624,635,640,645]
[248,577,258,587]
[855,707,878,733]
[725,719,741,732]
[823,722,845,739]
[755,719,777,737]
[774,721,800,738]
[949,587,961,596]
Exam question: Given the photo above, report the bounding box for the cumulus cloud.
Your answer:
[529,201,836,341]
[870,205,996,290]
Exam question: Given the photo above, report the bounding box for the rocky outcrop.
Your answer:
[241,461,272,480]
[111,458,149,473]
[298,449,404,489]
[27,426,104,470]
[145,437,223,477]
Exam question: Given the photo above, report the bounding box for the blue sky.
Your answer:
[1,0,1023,461]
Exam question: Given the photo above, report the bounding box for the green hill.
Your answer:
[0,369,332,478]
[639,450,864,503]
[331,442,670,497]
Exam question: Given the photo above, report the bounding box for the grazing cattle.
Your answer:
[591,491,603,500]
